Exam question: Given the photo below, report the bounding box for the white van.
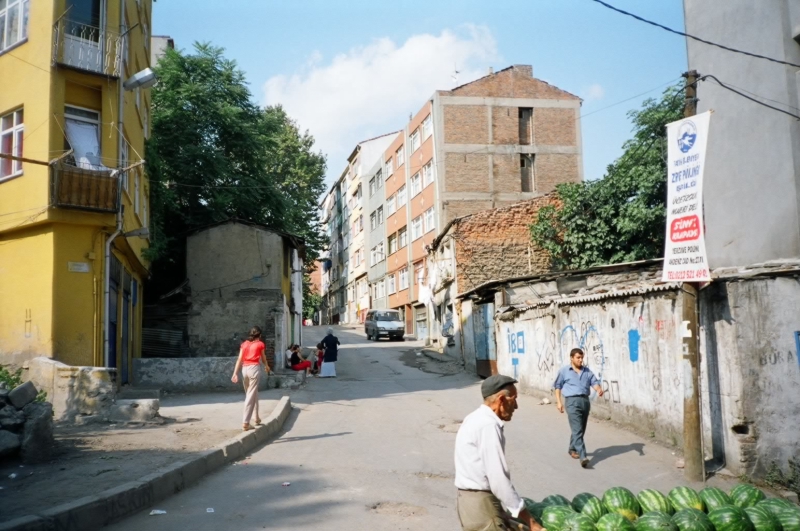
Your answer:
[364,309,405,341]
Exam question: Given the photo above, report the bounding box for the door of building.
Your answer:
[473,303,497,377]
[415,306,428,342]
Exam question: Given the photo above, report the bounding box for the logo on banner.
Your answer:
[677,121,697,153]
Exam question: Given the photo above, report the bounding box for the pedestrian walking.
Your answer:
[319,327,340,378]
[454,374,544,531]
[231,326,271,431]
[553,347,604,468]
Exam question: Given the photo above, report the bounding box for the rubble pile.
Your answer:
[0,381,53,463]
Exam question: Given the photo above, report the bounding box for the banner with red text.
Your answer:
[662,111,712,282]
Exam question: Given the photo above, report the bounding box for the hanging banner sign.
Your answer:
[662,111,712,282]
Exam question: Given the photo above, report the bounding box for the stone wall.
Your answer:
[24,357,116,421]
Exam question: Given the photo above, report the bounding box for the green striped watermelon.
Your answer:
[699,487,733,512]
[604,487,642,522]
[574,493,602,513]
[564,512,600,531]
[546,494,576,507]
[757,498,794,517]
[669,487,705,512]
[730,485,767,509]
[707,506,755,531]
[743,505,782,531]
[636,511,678,531]
[529,502,551,524]
[773,507,800,531]
[672,508,715,531]
[544,505,578,531]
[639,490,674,515]
[597,513,638,531]
[583,497,610,523]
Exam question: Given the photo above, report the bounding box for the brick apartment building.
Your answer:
[320,64,582,338]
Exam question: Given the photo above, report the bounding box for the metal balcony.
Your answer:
[52,18,122,77]
[51,162,120,213]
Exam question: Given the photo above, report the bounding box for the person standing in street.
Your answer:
[231,326,271,431]
[319,327,340,378]
[454,374,545,531]
[553,348,604,468]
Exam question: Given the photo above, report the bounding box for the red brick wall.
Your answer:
[492,106,519,144]
[492,154,521,193]
[445,153,490,192]
[534,107,578,146]
[535,154,580,193]
[443,105,488,144]
[440,65,580,100]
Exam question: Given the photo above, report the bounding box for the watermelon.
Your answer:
[528,502,551,524]
[743,505,782,531]
[544,505,578,531]
[707,506,755,531]
[699,487,733,512]
[639,490,674,515]
[669,487,705,512]
[597,513,638,531]
[672,508,715,531]
[564,512,600,531]
[546,494,576,507]
[636,511,678,531]
[574,493,601,513]
[583,497,610,523]
[757,498,795,517]
[731,485,767,509]
[604,487,642,522]
[773,507,800,531]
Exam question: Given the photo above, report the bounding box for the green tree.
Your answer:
[531,85,684,270]
[302,273,323,321]
[145,43,326,297]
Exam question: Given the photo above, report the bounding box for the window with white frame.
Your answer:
[399,267,409,290]
[411,216,422,240]
[387,274,396,294]
[0,108,24,180]
[143,187,149,228]
[398,226,407,249]
[386,157,393,176]
[424,207,435,233]
[388,233,397,255]
[359,248,365,266]
[395,145,404,167]
[422,114,432,140]
[120,133,130,190]
[64,106,105,170]
[356,184,362,204]
[376,170,383,188]
[369,176,377,197]
[414,261,424,285]
[370,211,377,231]
[134,169,141,215]
[377,206,384,225]
[370,246,376,266]
[397,185,407,207]
[411,172,422,197]
[410,129,420,153]
[422,161,434,187]
[0,0,29,52]
[376,279,385,299]
[376,241,384,262]
[387,194,396,215]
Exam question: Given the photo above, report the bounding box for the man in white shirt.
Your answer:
[454,374,544,531]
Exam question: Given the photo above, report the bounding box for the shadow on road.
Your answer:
[588,442,646,467]
[272,431,353,444]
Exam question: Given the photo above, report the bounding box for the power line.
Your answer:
[590,0,800,69]
[700,74,800,121]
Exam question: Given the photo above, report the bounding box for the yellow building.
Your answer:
[0,0,153,384]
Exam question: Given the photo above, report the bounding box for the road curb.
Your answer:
[0,396,293,531]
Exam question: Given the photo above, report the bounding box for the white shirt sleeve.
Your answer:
[478,423,524,517]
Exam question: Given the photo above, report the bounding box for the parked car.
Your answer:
[364,309,405,341]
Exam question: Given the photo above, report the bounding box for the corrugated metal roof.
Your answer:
[514,282,682,312]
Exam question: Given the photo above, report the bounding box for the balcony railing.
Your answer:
[52,18,123,77]
[51,162,120,213]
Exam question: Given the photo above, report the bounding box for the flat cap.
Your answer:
[481,374,518,398]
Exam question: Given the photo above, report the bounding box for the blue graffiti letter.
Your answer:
[628,329,640,362]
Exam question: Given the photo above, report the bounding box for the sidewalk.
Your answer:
[0,390,290,526]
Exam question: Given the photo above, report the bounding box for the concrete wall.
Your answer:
[684,0,800,267]
[133,357,269,392]
[24,357,116,421]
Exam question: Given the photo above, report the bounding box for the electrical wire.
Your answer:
[590,0,800,69]
[700,74,800,120]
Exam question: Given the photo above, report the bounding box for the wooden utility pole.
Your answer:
[680,69,704,483]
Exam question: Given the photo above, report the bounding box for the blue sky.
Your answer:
[152,0,687,185]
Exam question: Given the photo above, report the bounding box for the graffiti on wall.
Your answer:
[507,328,526,379]
[794,331,800,369]
[559,321,606,374]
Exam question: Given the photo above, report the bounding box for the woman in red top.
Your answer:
[231,326,271,431]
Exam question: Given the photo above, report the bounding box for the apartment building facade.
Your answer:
[0,0,154,382]
[320,65,582,336]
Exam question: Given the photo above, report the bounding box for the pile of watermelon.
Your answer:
[523,485,799,531]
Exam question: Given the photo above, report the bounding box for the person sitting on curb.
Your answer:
[289,345,316,376]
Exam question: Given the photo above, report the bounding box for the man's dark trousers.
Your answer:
[566,395,590,459]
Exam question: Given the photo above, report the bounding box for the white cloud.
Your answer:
[263,26,499,180]
[584,83,605,101]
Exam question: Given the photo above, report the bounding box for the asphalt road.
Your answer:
[107,325,732,531]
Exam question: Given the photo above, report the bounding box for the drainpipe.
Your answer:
[103,203,123,367]
[117,0,125,164]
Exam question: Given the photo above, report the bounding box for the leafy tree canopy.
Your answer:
[530,85,684,270]
[145,43,327,299]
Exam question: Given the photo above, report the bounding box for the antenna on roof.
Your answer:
[451,62,460,86]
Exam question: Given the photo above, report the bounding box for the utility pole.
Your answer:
[680,68,704,483]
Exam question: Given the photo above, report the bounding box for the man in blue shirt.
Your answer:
[553,347,604,468]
